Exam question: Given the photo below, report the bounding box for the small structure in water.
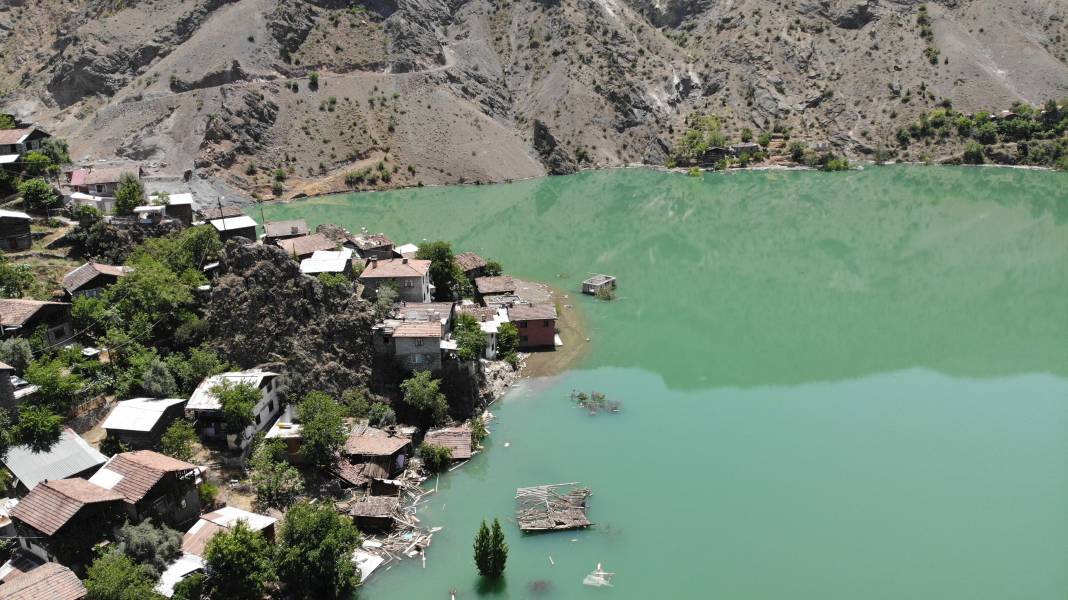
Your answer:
[582,563,615,587]
[582,274,617,296]
[516,483,592,532]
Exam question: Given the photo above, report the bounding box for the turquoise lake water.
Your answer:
[257,166,1068,599]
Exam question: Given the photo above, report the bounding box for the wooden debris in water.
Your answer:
[515,482,593,532]
[582,563,615,587]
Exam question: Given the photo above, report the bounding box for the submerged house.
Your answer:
[61,262,130,299]
[0,299,72,346]
[9,478,124,564]
[423,427,474,462]
[100,398,188,449]
[349,496,399,533]
[342,426,412,477]
[359,258,433,303]
[187,370,282,451]
[2,428,107,497]
[508,304,558,349]
[88,450,201,528]
[0,210,31,252]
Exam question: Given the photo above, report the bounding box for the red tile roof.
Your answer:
[95,451,197,502]
[80,165,138,186]
[508,304,557,321]
[277,233,337,257]
[474,276,516,295]
[0,129,33,146]
[0,300,69,327]
[392,321,442,338]
[360,258,430,278]
[0,562,86,600]
[424,427,473,460]
[344,426,411,457]
[10,479,123,536]
[349,232,394,251]
[455,252,487,272]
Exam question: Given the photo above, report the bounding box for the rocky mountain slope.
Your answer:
[1,0,1065,200]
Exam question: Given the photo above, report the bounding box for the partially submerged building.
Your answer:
[581,274,617,295]
[88,450,201,528]
[61,262,130,299]
[187,370,281,451]
[349,496,400,533]
[508,304,558,349]
[0,299,72,346]
[100,398,188,449]
[423,427,474,461]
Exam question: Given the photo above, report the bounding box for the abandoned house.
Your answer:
[0,210,31,252]
[359,258,433,303]
[61,262,130,299]
[0,299,72,346]
[88,450,201,528]
[100,398,188,449]
[187,370,282,451]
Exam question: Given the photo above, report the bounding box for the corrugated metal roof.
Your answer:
[101,398,186,432]
[209,216,257,232]
[299,257,349,274]
[3,429,106,491]
[187,371,276,411]
[0,210,30,220]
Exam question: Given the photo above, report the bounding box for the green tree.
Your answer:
[171,573,205,600]
[115,520,183,578]
[788,141,806,162]
[757,132,772,148]
[18,178,59,210]
[21,151,52,177]
[473,518,508,578]
[85,552,164,600]
[14,404,63,452]
[160,419,198,462]
[24,358,84,411]
[40,138,71,166]
[141,357,177,397]
[454,313,486,361]
[317,272,351,292]
[249,438,304,510]
[962,140,985,164]
[367,402,396,427]
[400,371,448,426]
[740,128,753,142]
[0,252,34,298]
[166,344,227,395]
[0,114,14,129]
[416,241,461,300]
[297,391,346,468]
[275,501,363,599]
[114,173,146,215]
[484,260,503,276]
[497,322,519,357]
[373,281,399,319]
[340,388,370,418]
[211,381,259,431]
[417,443,452,473]
[202,521,275,600]
[0,338,32,372]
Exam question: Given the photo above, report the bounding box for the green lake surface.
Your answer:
[255,166,1068,599]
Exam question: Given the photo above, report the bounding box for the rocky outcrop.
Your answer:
[200,90,278,167]
[384,0,449,72]
[269,0,316,63]
[169,60,247,92]
[206,241,376,398]
[532,120,577,175]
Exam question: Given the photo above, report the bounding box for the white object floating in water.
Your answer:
[504,442,510,447]
[583,563,615,587]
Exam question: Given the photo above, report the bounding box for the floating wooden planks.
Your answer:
[515,482,593,532]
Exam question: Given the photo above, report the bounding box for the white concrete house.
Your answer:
[186,370,281,451]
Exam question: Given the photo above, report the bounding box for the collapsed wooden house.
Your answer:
[515,482,592,532]
[349,495,401,533]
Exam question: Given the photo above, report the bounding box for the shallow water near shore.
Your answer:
[256,166,1068,599]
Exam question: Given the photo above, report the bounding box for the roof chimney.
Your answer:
[402,258,409,264]
[291,225,298,234]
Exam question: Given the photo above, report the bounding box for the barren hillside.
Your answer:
[1,0,1066,201]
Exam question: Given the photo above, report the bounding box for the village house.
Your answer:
[424,426,474,461]
[0,210,31,252]
[277,233,338,259]
[156,501,277,593]
[455,252,488,278]
[349,496,400,533]
[150,193,194,226]
[100,398,188,449]
[88,450,200,528]
[395,242,419,258]
[457,304,510,359]
[392,321,444,372]
[397,301,455,330]
[196,206,244,222]
[263,219,309,245]
[264,404,304,463]
[132,204,171,226]
[508,304,558,349]
[156,506,276,597]
[341,425,412,478]
[582,274,617,296]
[61,261,130,299]
[0,562,86,600]
[300,249,353,277]
[360,258,433,303]
[208,215,258,244]
[2,428,107,497]
[9,478,124,564]
[474,275,517,303]
[187,370,282,451]
[0,127,51,172]
[0,299,72,346]
[346,232,395,260]
[69,165,141,198]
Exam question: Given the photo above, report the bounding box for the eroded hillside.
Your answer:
[1,0,1066,200]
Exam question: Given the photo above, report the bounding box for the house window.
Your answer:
[543,320,551,326]
[94,184,105,194]
[412,354,426,365]
[518,321,528,328]
[255,414,262,424]
[404,280,414,288]
[415,339,424,347]
[382,335,390,343]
